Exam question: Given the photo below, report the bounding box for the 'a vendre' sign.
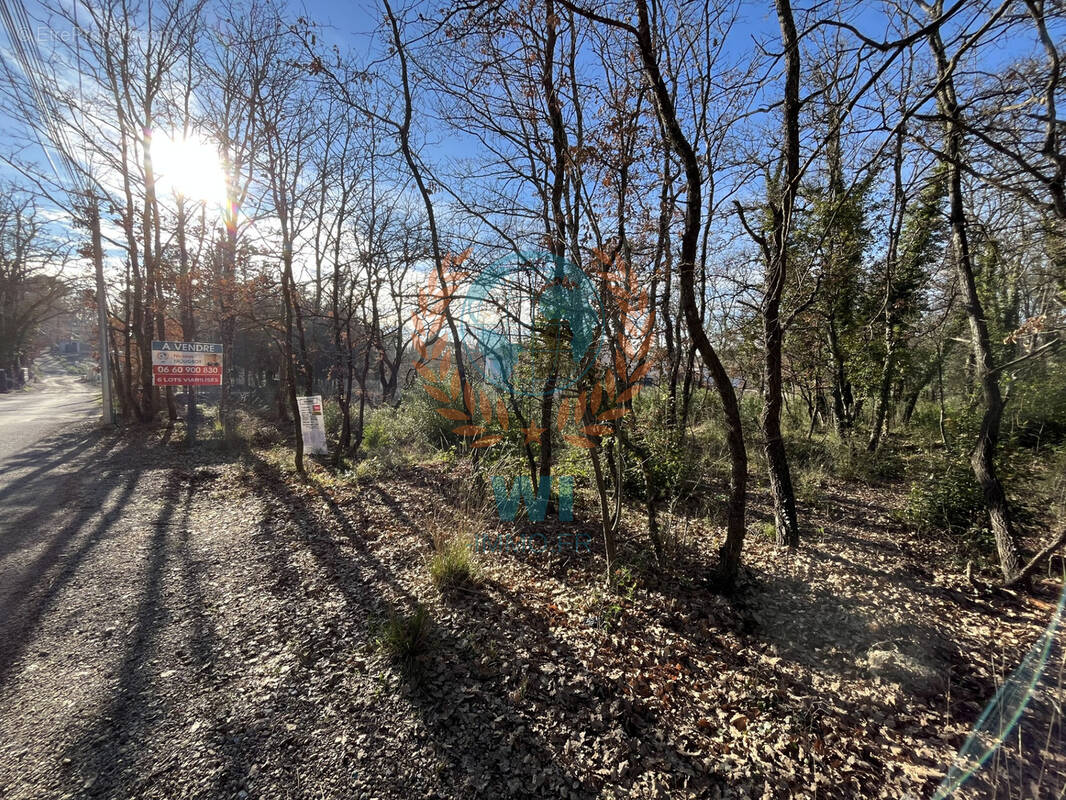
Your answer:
[151,341,223,387]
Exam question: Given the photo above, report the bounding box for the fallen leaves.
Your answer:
[6,432,1062,800]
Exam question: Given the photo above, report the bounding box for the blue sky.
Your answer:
[1,0,1060,278]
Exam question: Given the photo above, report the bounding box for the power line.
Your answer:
[0,0,114,424]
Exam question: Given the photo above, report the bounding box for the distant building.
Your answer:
[56,340,89,357]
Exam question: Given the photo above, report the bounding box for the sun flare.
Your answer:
[151,131,227,206]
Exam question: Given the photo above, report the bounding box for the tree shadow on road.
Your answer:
[0,426,115,556]
[59,467,196,798]
[0,429,138,688]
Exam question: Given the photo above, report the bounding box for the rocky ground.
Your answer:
[0,424,1062,799]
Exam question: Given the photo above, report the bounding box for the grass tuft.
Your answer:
[429,541,478,592]
[375,604,433,667]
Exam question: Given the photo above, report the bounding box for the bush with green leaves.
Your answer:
[784,435,831,470]
[360,390,455,455]
[1006,360,1066,448]
[321,396,343,441]
[904,452,985,535]
[620,425,706,503]
[829,443,904,482]
[794,463,830,507]
[555,437,596,482]
[210,406,281,447]
[1026,443,1066,523]
[785,432,903,486]
[936,403,983,451]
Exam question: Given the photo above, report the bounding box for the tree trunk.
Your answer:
[868,322,896,451]
[827,319,850,436]
[928,10,1024,582]
[175,199,198,442]
[630,0,748,588]
[762,0,802,548]
[869,130,906,452]
[219,227,238,438]
[763,288,800,547]
[534,0,570,515]
[276,357,290,424]
[282,258,304,475]
[384,0,476,437]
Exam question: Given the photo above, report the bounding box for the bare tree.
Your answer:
[560,0,750,588]
[202,0,269,436]
[925,0,1024,582]
[0,190,70,377]
[254,14,320,473]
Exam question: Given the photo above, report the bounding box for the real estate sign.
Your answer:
[151,341,224,386]
[296,395,329,455]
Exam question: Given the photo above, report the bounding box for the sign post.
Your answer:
[151,341,224,387]
[296,395,328,455]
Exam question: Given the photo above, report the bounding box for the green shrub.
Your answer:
[829,443,904,482]
[360,400,433,453]
[739,392,763,436]
[555,439,596,482]
[352,392,458,469]
[1047,444,1066,512]
[353,456,388,481]
[1006,361,1066,448]
[238,386,276,415]
[321,396,343,440]
[908,400,945,445]
[210,407,281,447]
[937,404,984,451]
[794,463,830,507]
[785,433,903,485]
[904,453,985,535]
[621,426,711,503]
[609,564,639,599]
[785,436,831,470]
[580,585,626,631]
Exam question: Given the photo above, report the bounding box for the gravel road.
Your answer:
[0,361,99,466]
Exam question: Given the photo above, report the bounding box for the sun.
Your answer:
[151,131,227,207]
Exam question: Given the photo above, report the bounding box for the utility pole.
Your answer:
[88,196,113,425]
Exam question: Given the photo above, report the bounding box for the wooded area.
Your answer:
[1,0,1065,796]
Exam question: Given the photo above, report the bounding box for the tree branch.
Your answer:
[1003,526,1066,589]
